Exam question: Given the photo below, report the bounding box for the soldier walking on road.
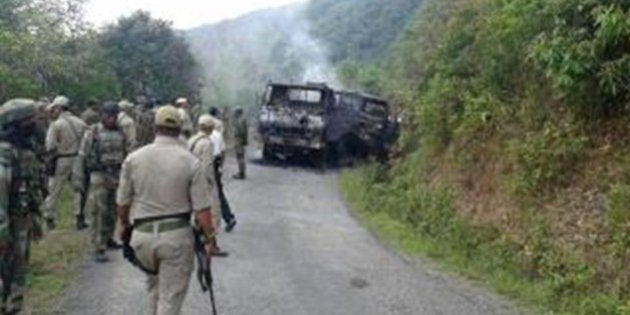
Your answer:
[80,99,101,126]
[117,100,137,152]
[175,98,193,139]
[209,108,237,232]
[43,96,87,229]
[189,115,229,257]
[232,108,248,180]
[116,105,216,315]
[134,97,156,148]
[74,102,128,262]
[0,99,45,314]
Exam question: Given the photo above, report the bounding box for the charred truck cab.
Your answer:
[258,82,334,162]
[259,82,399,165]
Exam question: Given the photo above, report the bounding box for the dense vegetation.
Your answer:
[335,0,630,314]
[0,0,200,106]
[305,0,422,62]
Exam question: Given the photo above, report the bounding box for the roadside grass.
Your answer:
[24,187,89,315]
[340,167,560,315]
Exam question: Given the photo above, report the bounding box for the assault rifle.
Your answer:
[193,228,217,315]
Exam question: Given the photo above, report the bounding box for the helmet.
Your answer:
[101,101,119,117]
[0,99,37,127]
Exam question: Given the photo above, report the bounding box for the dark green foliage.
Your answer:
[0,0,120,105]
[335,0,630,313]
[306,0,423,62]
[530,0,630,116]
[100,11,201,102]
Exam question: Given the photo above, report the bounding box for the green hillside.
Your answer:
[335,0,630,314]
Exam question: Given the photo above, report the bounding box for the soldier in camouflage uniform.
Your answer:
[80,99,100,126]
[232,108,248,180]
[133,98,155,148]
[73,102,128,262]
[0,99,45,314]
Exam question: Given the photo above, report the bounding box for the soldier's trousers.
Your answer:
[87,174,117,252]
[235,146,246,176]
[43,156,82,220]
[131,226,194,315]
[0,216,32,314]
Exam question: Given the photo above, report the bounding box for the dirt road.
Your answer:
[59,151,519,315]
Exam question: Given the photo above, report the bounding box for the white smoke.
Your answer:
[287,17,342,88]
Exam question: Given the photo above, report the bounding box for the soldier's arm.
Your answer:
[45,121,58,152]
[116,157,134,231]
[72,129,93,190]
[128,122,137,151]
[190,160,215,239]
[0,156,11,247]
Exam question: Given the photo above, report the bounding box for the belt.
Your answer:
[135,220,190,233]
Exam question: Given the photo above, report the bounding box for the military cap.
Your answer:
[197,114,215,128]
[155,105,182,128]
[0,99,37,126]
[101,101,119,117]
[51,95,69,107]
[118,99,134,109]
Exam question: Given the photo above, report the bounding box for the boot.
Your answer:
[94,250,109,263]
[107,239,122,250]
[211,238,229,257]
[46,218,56,230]
[225,218,237,233]
[75,214,88,230]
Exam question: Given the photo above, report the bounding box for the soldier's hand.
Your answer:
[204,241,214,263]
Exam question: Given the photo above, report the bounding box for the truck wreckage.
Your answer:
[258,82,399,165]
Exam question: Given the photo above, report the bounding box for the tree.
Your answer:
[100,11,201,102]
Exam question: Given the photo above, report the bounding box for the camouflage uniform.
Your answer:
[232,110,248,179]
[0,99,44,314]
[133,106,155,148]
[74,119,127,260]
[80,107,100,126]
[43,103,87,225]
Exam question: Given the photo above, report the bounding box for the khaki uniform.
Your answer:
[116,136,213,315]
[74,124,127,253]
[44,111,87,220]
[178,108,193,139]
[188,132,221,229]
[117,112,137,151]
[80,107,100,126]
[233,115,248,177]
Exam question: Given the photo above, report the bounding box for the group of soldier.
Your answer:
[0,94,249,314]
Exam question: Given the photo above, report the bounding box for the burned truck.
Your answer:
[258,82,332,162]
[258,82,398,164]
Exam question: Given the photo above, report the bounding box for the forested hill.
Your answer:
[191,0,630,314]
[185,0,423,109]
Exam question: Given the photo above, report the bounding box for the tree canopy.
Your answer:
[100,11,201,102]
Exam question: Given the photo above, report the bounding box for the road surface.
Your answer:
[59,151,520,315]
